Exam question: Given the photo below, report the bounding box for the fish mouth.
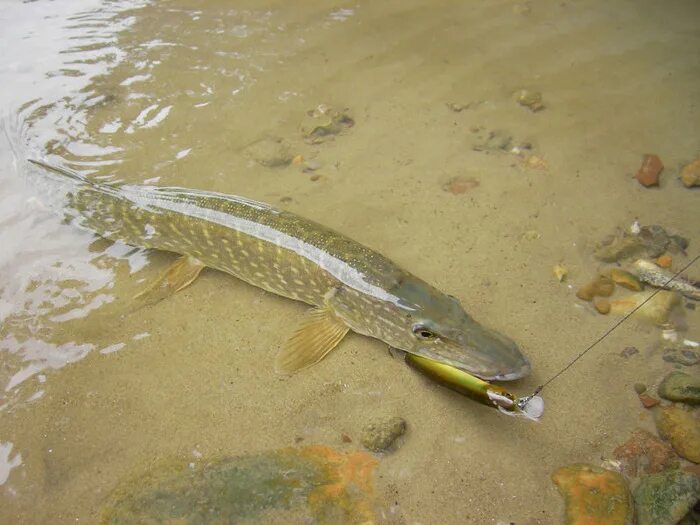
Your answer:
[424,323,531,382]
[477,359,531,381]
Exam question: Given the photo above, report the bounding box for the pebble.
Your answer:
[514,89,544,112]
[638,393,660,409]
[442,176,480,195]
[612,429,679,477]
[610,268,643,291]
[655,405,700,463]
[524,155,548,170]
[658,372,700,404]
[656,254,673,268]
[663,348,700,367]
[593,297,611,314]
[551,463,631,525]
[620,346,639,358]
[634,383,647,394]
[302,159,321,172]
[553,263,568,282]
[595,224,672,262]
[360,416,407,453]
[633,469,699,525]
[473,130,512,152]
[576,275,615,301]
[680,159,700,188]
[635,154,663,187]
[244,136,293,167]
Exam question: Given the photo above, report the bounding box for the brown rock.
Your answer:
[656,255,672,268]
[680,159,700,188]
[612,429,679,477]
[594,298,611,314]
[610,268,643,291]
[635,154,663,187]
[656,405,700,463]
[576,275,615,301]
[638,393,660,409]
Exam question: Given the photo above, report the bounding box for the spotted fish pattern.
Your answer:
[28,159,531,380]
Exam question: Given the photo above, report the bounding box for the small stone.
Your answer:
[633,469,699,525]
[663,348,700,367]
[446,102,470,112]
[655,405,700,463]
[612,429,679,477]
[244,136,293,167]
[553,263,568,282]
[473,130,512,152]
[551,463,631,525]
[360,416,406,453]
[680,159,700,188]
[292,154,304,166]
[594,297,611,314]
[442,176,480,195]
[639,393,660,409]
[634,383,647,394]
[341,433,352,443]
[302,159,321,172]
[524,155,548,170]
[576,275,615,301]
[657,255,673,268]
[658,372,700,404]
[635,154,663,187]
[522,230,540,241]
[620,346,639,358]
[638,225,671,258]
[610,268,643,291]
[301,107,354,144]
[669,234,690,254]
[595,234,646,262]
[514,89,544,112]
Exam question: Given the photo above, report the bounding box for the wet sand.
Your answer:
[1,0,699,523]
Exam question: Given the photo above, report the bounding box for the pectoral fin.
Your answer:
[275,307,349,374]
[135,255,206,306]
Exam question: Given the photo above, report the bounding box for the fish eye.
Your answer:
[412,325,437,340]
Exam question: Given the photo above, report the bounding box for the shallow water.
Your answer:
[1,0,699,523]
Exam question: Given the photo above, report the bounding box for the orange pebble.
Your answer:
[656,255,672,268]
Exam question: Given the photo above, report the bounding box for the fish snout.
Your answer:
[460,325,531,381]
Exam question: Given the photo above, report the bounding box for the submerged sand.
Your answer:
[0,0,699,523]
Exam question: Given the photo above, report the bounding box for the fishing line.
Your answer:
[518,253,700,409]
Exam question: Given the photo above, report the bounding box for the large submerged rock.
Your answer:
[101,446,379,524]
[633,469,699,525]
[551,463,632,525]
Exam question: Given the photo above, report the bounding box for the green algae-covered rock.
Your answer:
[101,446,379,525]
[658,371,700,405]
[633,469,699,525]
[551,463,632,525]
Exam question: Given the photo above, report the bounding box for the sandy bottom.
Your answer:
[1,0,699,523]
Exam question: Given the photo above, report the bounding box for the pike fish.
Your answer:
[28,159,530,380]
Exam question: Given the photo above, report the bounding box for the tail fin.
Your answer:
[27,159,97,187]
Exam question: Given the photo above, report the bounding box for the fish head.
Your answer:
[388,276,531,381]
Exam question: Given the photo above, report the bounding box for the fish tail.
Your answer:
[27,159,99,188]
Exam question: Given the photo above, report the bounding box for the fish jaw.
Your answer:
[418,322,531,382]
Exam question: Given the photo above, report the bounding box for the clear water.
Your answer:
[1,0,699,523]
